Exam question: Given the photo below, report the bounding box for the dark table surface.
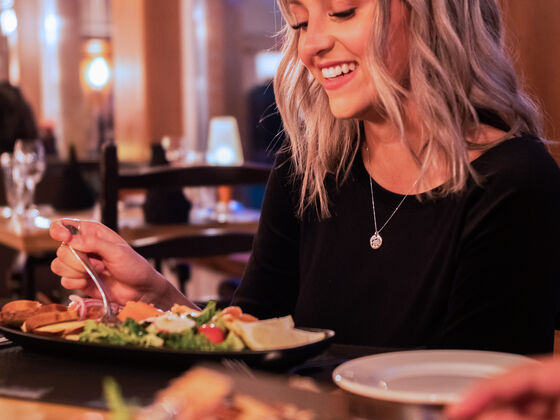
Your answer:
[0,335,391,410]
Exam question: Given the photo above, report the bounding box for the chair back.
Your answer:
[100,143,271,233]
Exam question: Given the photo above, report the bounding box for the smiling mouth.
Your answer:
[321,62,357,80]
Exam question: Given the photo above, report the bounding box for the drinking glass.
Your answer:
[0,153,18,215]
[161,135,187,164]
[13,139,46,218]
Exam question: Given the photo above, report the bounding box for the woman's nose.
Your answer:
[301,21,334,57]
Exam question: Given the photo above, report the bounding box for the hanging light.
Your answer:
[85,56,110,89]
[81,39,111,92]
[0,8,17,35]
[43,12,60,45]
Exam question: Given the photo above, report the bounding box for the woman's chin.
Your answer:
[328,98,374,121]
[328,105,359,120]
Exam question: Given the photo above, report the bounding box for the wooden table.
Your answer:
[0,341,413,419]
[0,397,107,419]
[0,206,259,299]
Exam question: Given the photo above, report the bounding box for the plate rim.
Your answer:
[0,324,335,357]
[332,349,535,405]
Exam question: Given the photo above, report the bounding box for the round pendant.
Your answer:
[370,232,382,249]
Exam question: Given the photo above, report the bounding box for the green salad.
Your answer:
[79,301,245,351]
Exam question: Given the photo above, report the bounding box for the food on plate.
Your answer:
[29,320,86,337]
[79,300,246,351]
[117,301,162,322]
[230,316,326,350]
[105,367,317,420]
[0,300,82,337]
[0,300,42,327]
[22,304,82,337]
[170,303,201,316]
[3,298,327,352]
[68,295,122,320]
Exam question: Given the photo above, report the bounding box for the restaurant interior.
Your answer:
[0,0,559,418]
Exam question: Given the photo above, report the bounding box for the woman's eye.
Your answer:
[328,8,356,19]
[291,21,308,31]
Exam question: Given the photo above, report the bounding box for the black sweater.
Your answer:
[232,136,560,354]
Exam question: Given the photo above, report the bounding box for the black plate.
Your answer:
[0,325,335,371]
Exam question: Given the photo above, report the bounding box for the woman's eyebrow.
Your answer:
[288,0,303,5]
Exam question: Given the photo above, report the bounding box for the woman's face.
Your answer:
[289,0,409,120]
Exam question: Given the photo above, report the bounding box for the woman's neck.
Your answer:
[361,115,509,195]
[361,110,439,194]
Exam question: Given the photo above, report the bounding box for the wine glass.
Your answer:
[13,139,46,219]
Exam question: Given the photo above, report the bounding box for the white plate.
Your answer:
[332,349,534,405]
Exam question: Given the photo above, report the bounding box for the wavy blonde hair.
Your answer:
[274,0,542,219]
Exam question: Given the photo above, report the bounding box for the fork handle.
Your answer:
[66,245,113,317]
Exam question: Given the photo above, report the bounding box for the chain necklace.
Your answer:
[365,146,421,250]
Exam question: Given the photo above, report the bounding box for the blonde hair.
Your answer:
[274,0,542,219]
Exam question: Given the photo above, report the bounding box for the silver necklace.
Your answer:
[365,146,421,250]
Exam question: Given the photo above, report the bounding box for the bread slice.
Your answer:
[32,320,86,337]
[2,300,42,314]
[23,308,78,332]
[0,300,42,327]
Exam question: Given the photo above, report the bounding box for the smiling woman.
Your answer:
[229,0,560,353]
[48,0,560,355]
[273,0,543,216]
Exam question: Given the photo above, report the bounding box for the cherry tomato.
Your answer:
[198,324,225,344]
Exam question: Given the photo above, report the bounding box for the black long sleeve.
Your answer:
[233,136,560,354]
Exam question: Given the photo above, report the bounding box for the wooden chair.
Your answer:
[100,142,271,295]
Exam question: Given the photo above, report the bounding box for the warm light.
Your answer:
[206,116,244,165]
[255,51,282,83]
[85,39,105,55]
[0,8,17,35]
[214,146,235,164]
[44,13,59,44]
[85,56,110,89]
[193,4,206,42]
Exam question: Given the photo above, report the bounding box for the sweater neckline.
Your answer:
[354,135,528,207]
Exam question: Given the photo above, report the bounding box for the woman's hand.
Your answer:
[446,356,560,420]
[49,219,189,310]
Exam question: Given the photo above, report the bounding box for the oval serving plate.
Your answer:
[0,325,334,371]
[333,349,534,405]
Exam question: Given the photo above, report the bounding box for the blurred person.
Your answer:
[446,356,560,420]
[49,0,560,353]
[248,80,283,165]
[0,80,38,154]
[245,80,283,208]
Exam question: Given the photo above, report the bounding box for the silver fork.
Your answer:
[63,223,119,324]
[222,358,255,379]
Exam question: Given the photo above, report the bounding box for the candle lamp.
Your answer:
[206,116,244,222]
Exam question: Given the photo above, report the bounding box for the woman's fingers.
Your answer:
[51,219,132,266]
[60,277,102,299]
[60,277,88,291]
[55,245,85,272]
[49,219,74,243]
[54,245,107,274]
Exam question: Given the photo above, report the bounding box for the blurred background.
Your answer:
[0,0,286,164]
[0,0,558,164]
[0,0,558,303]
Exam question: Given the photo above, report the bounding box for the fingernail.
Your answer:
[63,224,79,235]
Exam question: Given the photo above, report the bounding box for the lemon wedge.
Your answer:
[231,316,325,350]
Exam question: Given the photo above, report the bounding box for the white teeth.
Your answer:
[321,63,356,79]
